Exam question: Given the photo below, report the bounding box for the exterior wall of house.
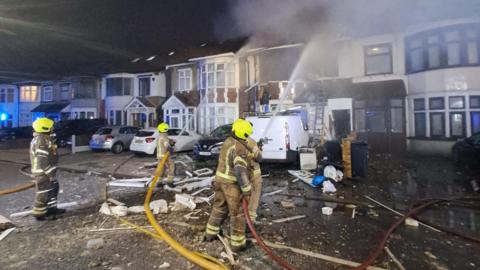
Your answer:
[102,73,135,125]
[0,84,19,128]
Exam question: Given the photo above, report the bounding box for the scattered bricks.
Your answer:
[0,215,14,231]
[150,199,168,214]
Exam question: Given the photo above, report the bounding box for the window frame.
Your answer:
[178,68,192,91]
[138,76,151,96]
[470,95,480,109]
[448,96,465,109]
[449,111,466,138]
[414,112,427,137]
[364,43,393,76]
[429,112,445,138]
[20,86,38,102]
[60,83,71,101]
[429,97,445,110]
[406,23,480,74]
[106,77,133,97]
[42,86,54,102]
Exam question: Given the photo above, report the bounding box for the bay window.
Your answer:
[106,78,132,96]
[178,69,192,91]
[42,86,53,102]
[200,62,235,89]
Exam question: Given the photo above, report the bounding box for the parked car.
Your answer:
[0,128,15,141]
[452,132,480,164]
[54,118,107,147]
[193,124,232,159]
[89,126,140,154]
[130,128,201,155]
[246,114,309,163]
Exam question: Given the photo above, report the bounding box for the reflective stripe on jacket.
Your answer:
[30,133,58,176]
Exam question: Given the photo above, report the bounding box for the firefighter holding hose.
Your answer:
[204,119,256,252]
[157,122,175,186]
[30,117,65,220]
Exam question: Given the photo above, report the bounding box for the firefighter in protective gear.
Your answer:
[205,119,255,252]
[156,122,175,185]
[30,118,65,220]
[246,136,263,222]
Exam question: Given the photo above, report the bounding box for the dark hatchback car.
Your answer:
[193,124,232,159]
[54,118,107,147]
[452,132,480,164]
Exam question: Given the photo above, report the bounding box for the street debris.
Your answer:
[183,209,201,220]
[287,170,316,187]
[172,194,196,211]
[253,239,387,270]
[88,226,153,233]
[344,204,357,218]
[385,246,406,270]
[127,206,145,214]
[322,180,337,193]
[0,227,15,241]
[0,215,14,231]
[190,187,210,196]
[272,215,306,223]
[364,195,440,232]
[424,251,438,260]
[405,217,419,227]
[193,168,213,177]
[86,238,105,249]
[10,201,79,218]
[150,199,169,214]
[158,262,171,268]
[262,189,284,198]
[280,200,295,209]
[99,202,127,217]
[174,177,213,192]
[217,235,236,265]
[322,207,333,215]
[107,198,126,206]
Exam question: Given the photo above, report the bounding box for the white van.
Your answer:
[246,114,309,163]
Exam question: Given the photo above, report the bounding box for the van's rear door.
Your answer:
[247,116,287,160]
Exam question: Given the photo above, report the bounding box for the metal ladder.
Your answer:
[311,88,327,144]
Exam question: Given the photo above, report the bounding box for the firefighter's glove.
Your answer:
[169,139,176,146]
[257,139,264,150]
[241,184,252,197]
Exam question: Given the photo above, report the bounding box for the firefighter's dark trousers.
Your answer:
[206,181,246,248]
[32,173,59,218]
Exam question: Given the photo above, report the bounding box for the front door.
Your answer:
[355,99,405,154]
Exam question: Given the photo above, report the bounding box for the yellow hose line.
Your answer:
[0,181,35,195]
[143,153,229,270]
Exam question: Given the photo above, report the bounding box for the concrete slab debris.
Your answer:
[175,177,213,192]
[127,206,145,214]
[174,194,196,211]
[158,262,170,268]
[150,199,168,214]
[322,207,333,215]
[107,198,125,206]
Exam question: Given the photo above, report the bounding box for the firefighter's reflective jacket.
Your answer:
[156,132,172,159]
[30,133,58,176]
[215,136,251,193]
[246,137,262,177]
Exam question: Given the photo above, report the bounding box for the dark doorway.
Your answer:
[332,109,351,139]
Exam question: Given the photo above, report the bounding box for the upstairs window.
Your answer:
[106,78,133,96]
[200,62,235,89]
[60,83,71,100]
[75,80,96,99]
[20,86,38,102]
[42,86,53,102]
[6,88,14,103]
[364,44,392,75]
[178,69,192,91]
[406,23,480,73]
[139,77,151,96]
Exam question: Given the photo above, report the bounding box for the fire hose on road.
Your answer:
[242,198,298,270]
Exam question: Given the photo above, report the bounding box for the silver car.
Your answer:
[89,126,140,154]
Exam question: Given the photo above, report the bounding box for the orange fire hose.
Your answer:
[0,181,35,195]
[242,198,298,270]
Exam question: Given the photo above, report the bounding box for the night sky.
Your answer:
[0,0,479,83]
[0,0,235,82]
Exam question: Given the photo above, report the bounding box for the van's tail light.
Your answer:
[145,137,155,143]
[284,122,290,150]
[105,135,114,141]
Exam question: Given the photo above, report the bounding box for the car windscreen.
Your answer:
[95,128,112,135]
[167,129,181,136]
[136,131,155,137]
[211,125,231,138]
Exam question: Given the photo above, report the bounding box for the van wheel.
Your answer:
[112,143,124,154]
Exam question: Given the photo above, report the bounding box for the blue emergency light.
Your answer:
[0,113,7,121]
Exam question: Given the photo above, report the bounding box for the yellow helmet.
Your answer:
[232,119,253,140]
[158,122,169,133]
[32,117,54,133]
